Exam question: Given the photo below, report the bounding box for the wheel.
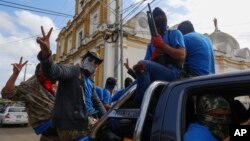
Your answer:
[0,120,4,127]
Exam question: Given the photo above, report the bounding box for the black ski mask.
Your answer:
[153,7,167,34]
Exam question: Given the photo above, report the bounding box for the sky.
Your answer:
[1,0,250,97]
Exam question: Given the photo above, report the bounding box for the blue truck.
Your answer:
[90,70,250,141]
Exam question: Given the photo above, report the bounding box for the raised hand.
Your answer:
[124,58,131,70]
[36,26,53,59]
[11,57,28,75]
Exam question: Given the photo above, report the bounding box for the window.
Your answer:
[184,82,250,134]
[61,39,65,56]
[77,31,83,48]
[8,107,25,112]
[67,36,72,53]
[90,10,99,35]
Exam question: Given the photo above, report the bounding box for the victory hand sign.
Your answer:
[36,26,53,59]
[12,57,28,75]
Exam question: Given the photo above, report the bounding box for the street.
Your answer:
[0,125,40,141]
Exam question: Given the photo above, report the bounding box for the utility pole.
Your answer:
[23,63,31,81]
[114,0,124,88]
[114,0,120,79]
[119,2,124,88]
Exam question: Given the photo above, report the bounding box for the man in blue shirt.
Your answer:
[111,77,133,103]
[177,20,215,76]
[133,7,185,105]
[101,77,117,110]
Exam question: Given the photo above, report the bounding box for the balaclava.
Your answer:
[197,94,231,140]
[153,7,167,34]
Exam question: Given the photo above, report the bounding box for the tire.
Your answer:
[0,120,3,127]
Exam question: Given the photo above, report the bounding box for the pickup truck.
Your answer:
[90,70,250,141]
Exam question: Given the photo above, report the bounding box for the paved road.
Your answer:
[0,125,40,141]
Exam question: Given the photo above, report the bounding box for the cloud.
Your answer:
[15,10,58,43]
[164,0,250,48]
[0,10,58,94]
[0,11,22,36]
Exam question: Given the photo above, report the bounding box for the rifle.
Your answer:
[147,3,161,61]
[147,3,158,37]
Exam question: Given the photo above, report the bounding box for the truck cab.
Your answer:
[90,70,250,141]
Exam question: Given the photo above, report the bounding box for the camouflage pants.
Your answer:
[57,117,96,141]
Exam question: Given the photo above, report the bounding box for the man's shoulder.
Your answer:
[168,29,182,35]
[20,79,38,87]
[185,123,218,141]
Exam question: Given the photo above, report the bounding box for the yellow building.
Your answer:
[55,0,149,87]
[55,0,111,86]
[55,0,250,88]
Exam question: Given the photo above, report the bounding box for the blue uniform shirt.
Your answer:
[184,32,215,75]
[111,89,124,102]
[95,86,103,101]
[84,77,94,113]
[103,89,111,104]
[144,30,185,60]
[184,123,218,141]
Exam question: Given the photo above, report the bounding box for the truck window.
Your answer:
[8,107,25,112]
[184,84,250,141]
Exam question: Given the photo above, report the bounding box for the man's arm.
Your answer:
[36,26,78,80]
[2,57,27,94]
[124,58,136,79]
[152,35,186,61]
[92,89,106,117]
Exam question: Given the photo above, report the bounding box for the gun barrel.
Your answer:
[147,3,158,37]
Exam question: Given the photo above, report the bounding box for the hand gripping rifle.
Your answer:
[147,4,161,61]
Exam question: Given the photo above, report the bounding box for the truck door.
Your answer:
[152,72,250,141]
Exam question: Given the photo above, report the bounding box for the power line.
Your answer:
[122,0,145,13]
[0,0,73,17]
[122,0,157,25]
[52,0,71,23]
[0,3,72,18]
[122,0,145,21]
[0,28,63,46]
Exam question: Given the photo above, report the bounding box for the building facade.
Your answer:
[55,0,250,88]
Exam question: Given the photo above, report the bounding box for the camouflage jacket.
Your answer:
[1,79,55,128]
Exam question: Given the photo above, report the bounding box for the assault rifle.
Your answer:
[147,3,158,37]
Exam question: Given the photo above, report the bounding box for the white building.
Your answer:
[55,0,250,88]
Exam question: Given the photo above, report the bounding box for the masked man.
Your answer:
[36,26,106,141]
[133,7,185,105]
[184,94,231,141]
[1,58,59,141]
